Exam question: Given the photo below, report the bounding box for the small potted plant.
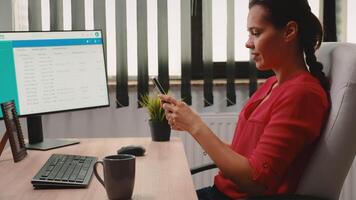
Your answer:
[139,94,171,142]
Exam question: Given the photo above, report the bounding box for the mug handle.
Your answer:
[93,161,105,187]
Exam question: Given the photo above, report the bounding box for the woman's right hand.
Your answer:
[159,95,204,135]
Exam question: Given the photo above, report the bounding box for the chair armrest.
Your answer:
[190,163,217,175]
[246,194,328,200]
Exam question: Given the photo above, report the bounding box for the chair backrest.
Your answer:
[296,42,356,199]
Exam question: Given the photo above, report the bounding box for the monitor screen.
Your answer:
[0,30,109,118]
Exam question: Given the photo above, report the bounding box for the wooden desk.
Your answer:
[0,138,198,200]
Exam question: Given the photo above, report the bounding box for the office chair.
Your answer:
[191,42,356,200]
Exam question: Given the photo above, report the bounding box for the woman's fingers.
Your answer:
[166,112,181,130]
[159,94,193,132]
[164,110,170,118]
[162,102,176,113]
[165,111,174,123]
[159,95,179,105]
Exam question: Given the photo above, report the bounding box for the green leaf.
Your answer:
[139,93,166,121]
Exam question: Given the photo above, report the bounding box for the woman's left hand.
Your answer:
[159,95,204,134]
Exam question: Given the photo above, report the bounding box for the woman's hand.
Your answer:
[159,96,263,194]
[159,95,204,134]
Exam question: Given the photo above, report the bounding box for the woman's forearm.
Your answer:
[158,94,265,194]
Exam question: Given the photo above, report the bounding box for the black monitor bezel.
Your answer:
[0,29,110,120]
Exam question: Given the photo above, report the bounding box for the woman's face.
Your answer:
[245,5,287,71]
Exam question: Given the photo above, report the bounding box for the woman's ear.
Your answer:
[284,21,298,42]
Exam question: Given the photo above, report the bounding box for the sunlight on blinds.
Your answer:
[235,0,249,61]
[147,0,158,77]
[84,0,93,30]
[41,0,50,31]
[106,0,181,77]
[309,0,320,18]
[63,0,72,30]
[212,0,227,62]
[13,0,323,77]
[127,0,138,77]
[105,0,321,76]
[347,0,356,43]
[167,0,181,76]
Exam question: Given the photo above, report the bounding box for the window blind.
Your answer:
[181,0,192,105]
[202,0,213,107]
[22,0,294,109]
[27,0,44,147]
[137,0,149,107]
[323,0,337,41]
[157,0,170,93]
[226,0,236,106]
[191,0,203,88]
[50,0,63,31]
[94,0,107,68]
[71,0,85,30]
[116,0,129,107]
[0,0,13,31]
[28,0,42,31]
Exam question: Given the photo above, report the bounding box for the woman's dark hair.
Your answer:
[249,0,330,92]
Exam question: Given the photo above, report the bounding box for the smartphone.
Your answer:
[152,77,166,95]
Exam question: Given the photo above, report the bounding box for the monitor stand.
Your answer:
[25,115,79,151]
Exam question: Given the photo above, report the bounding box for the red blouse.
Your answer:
[214,71,330,199]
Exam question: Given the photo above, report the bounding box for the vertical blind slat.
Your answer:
[191,0,203,85]
[181,0,192,105]
[71,0,85,30]
[137,0,149,107]
[94,0,107,63]
[202,0,213,106]
[157,0,169,93]
[116,0,129,107]
[28,0,42,31]
[0,0,12,31]
[323,0,337,41]
[226,0,236,106]
[50,0,63,31]
[27,0,44,148]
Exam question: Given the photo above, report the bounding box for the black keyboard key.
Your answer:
[83,159,92,170]
[47,161,64,180]
[76,169,88,182]
[62,163,76,181]
[47,165,54,171]
[55,161,70,180]
[69,163,83,182]
[51,157,59,165]
[41,170,51,177]
[60,156,67,162]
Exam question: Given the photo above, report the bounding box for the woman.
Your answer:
[159,0,330,199]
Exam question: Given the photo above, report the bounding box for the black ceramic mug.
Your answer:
[94,154,135,200]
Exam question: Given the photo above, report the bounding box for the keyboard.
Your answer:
[31,154,98,189]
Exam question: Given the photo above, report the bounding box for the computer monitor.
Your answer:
[0,30,109,150]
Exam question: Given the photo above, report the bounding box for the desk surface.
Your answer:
[0,138,198,200]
